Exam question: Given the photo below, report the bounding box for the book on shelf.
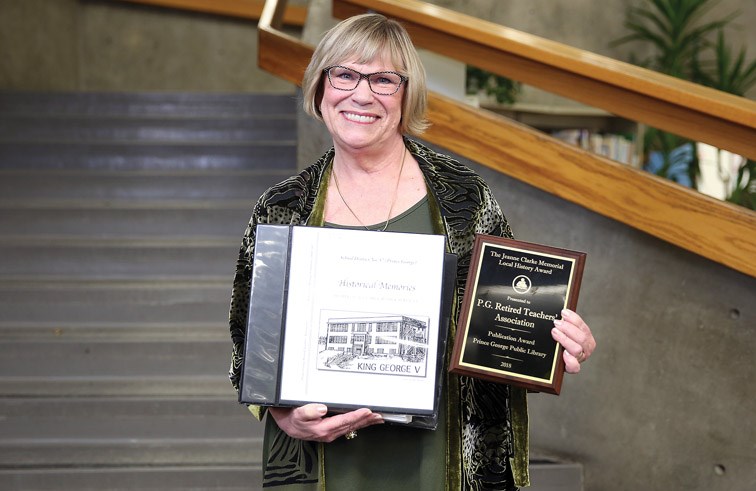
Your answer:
[551,129,638,167]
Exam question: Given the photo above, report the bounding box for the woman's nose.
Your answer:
[351,77,374,100]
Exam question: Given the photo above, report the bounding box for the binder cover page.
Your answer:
[278,227,447,414]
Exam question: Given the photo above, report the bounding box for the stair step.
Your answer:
[0,243,238,279]
[529,461,584,491]
[0,171,291,201]
[0,463,580,491]
[0,280,230,325]
[0,398,262,467]
[0,91,297,118]
[0,462,580,491]
[0,141,296,171]
[0,206,252,239]
[0,321,228,342]
[0,466,263,491]
[0,397,256,429]
[0,340,231,378]
[0,339,232,396]
[0,116,296,143]
[0,376,230,398]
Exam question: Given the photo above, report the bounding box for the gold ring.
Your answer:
[577,350,586,363]
[345,430,357,440]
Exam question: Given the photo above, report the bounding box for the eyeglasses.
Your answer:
[324,65,407,96]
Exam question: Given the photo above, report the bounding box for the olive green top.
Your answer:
[323,194,447,490]
[324,195,433,234]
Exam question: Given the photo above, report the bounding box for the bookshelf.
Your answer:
[469,97,642,167]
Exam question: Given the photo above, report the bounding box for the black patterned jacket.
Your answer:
[229,139,530,490]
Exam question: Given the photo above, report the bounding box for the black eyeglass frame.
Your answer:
[323,65,408,96]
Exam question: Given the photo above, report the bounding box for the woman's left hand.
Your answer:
[551,309,595,374]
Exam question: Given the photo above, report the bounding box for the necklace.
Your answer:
[332,148,407,232]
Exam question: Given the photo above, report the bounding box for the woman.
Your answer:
[229,13,595,490]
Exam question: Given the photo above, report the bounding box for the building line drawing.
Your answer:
[318,314,430,371]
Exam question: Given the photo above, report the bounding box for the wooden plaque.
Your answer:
[450,235,586,395]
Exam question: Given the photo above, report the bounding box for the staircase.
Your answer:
[0,91,298,490]
[0,91,585,491]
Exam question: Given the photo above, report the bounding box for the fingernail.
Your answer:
[562,309,573,317]
[553,319,563,327]
[316,405,327,415]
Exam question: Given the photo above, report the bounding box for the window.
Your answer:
[375,322,399,332]
[354,323,368,332]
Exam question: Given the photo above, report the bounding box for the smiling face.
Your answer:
[319,56,405,153]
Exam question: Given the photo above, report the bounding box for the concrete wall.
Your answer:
[0,0,296,92]
[428,0,754,59]
[427,0,756,102]
[3,0,753,96]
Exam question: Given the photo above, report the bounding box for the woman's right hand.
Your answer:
[268,403,384,442]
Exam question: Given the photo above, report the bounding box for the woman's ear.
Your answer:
[315,81,325,118]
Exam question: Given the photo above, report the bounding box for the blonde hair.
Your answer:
[302,13,429,136]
